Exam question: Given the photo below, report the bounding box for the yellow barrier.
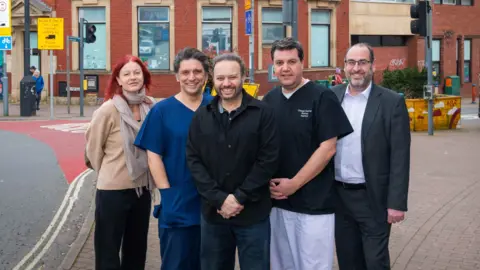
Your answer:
[405,95,461,131]
[210,83,260,98]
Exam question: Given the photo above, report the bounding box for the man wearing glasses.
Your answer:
[331,43,411,270]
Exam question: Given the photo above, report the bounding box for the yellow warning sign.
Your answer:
[245,0,252,10]
[211,83,260,98]
[38,18,64,50]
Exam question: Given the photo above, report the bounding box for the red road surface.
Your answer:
[0,120,89,184]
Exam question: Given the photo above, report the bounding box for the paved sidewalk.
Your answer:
[0,102,99,121]
[65,119,480,270]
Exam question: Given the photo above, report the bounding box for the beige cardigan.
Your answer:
[85,99,149,190]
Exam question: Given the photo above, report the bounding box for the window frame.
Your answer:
[137,6,170,70]
[261,7,284,45]
[351,35,407,47]
[78,7,107,70]
[310,9,331,67]
[434,0,473,5]
[463,39,471,83]
[432,39,441,82]
[201,6,233,55]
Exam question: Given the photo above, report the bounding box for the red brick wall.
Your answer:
[336,0,350,65]
[407,3,480,97]
[372,46,410,84]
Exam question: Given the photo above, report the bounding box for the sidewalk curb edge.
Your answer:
[58,192,96,270]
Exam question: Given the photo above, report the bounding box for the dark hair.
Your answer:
[270,37,304,62]
[105,55,151,101]
[212,53,247,77]
[173,47,210,74]
[345,43,375,62]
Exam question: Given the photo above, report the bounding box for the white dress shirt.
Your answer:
[334,83,372,184]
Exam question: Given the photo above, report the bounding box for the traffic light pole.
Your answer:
[79,13,85,117]
[292,0,298,40]
[426,0,434,136]
[249,0,255,83]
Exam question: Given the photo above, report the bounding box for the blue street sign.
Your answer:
[245,10,252,36]
[68,36,81,42]
[0,36,12,50]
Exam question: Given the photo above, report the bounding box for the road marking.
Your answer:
[461,114,479,120]
[12,169,93,270]
[40,123,90,134]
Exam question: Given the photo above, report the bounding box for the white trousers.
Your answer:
[270,207,335,270]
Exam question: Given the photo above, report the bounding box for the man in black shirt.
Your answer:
[186,53,279,270]
[262,37,353,269]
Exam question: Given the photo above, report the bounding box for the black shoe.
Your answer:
[36,107,39,110]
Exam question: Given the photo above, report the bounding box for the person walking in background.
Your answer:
[331,43,411,270]
[134,47,212,270]
[186,53,279,270]
[262,37,353,270]
[33,70,44,110]
[333,67,344,86]
[85,55,156,270]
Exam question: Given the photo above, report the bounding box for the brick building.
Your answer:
[4,0,479,102]
[349,0,479,96]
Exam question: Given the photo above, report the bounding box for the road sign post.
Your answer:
[245,0,255,83]
[0,0,11,116]
[38,17,64,120]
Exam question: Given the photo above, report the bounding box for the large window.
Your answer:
[80,7,106,70]
[310,10,330,67]
[351,35,407,47]
[353,0,415,3]
[434,0,472,5]
[202,7,232,55]
[432,39,441,78]
[30,32,39,70]
[262,8,284,44]
[138,7,170,70]
[464,39,471,82]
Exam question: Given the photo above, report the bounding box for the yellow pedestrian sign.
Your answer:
[0,0,12,36]
[38,18,64,50]
[245,0,251,10]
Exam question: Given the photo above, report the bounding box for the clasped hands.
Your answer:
[218,194,244,219]
[269,178,301,200]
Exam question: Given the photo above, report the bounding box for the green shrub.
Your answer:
[381,67,428,99]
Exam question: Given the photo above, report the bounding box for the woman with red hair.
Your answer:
[85,55,156,269]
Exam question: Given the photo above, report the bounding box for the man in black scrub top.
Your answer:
[262,37,353,269]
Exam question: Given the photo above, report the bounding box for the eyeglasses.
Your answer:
[345,59,371,67]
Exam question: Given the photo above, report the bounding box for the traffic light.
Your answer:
[85,23,96,44]
[410,1,427,37]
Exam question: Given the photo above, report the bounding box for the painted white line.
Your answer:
[12,169,91,270]
[25,169,92,270]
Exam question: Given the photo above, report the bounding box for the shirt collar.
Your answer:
[345,82,372,99]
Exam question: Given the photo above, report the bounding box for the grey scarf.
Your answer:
[112,88,155,196]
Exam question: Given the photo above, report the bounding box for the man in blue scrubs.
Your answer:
[135,47,212,270]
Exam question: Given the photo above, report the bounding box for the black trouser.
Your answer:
[200,216,270,270]
[36,93,41,109]
[94,188,151,270]
[335,183,392,270]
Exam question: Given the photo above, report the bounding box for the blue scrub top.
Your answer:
[135,95,212,228]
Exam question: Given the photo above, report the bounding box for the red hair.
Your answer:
[104,55,152,101]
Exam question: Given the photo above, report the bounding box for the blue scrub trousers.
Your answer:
[159,226,201,270]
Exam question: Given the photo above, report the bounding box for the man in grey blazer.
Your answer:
[331,43,411,270]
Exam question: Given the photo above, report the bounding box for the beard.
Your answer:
[218,85,243,101]
[348,70,373,89]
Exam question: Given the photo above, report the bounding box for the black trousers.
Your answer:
[94,188,151,270]
[36,93,41,109]
[200,216,271,270]
[335,184,392,270]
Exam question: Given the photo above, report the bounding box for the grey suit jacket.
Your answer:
[331,83,411,221]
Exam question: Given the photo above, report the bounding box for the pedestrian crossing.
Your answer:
[40,123,90,134]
